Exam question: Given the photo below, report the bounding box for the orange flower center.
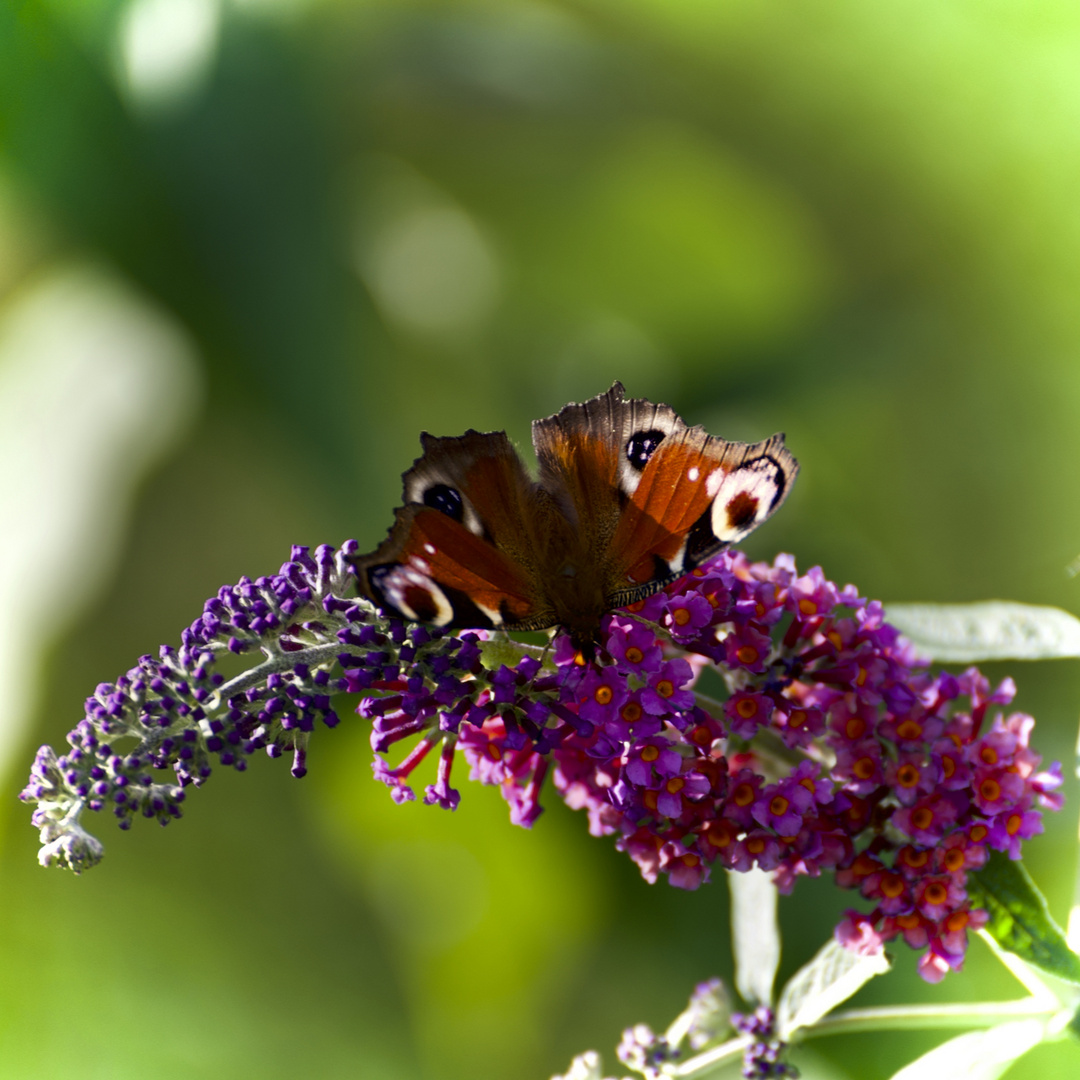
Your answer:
[672,608,692,626]
[881,873,905,898]
[736,698,758,719]
[845,717,866,740]
[902,848,930,869]
[705,823,734,848]
[769,795,789,817]
[896,914,921,930]
[736,646,759,665]
[1006,813,1024,836]
[896,719,923,740]
[980,746,999,766]
[924,882,948,905]
[946,911,969,932]
[789,709,808,729]
[690,725,711,746]
[897,764,921,788]
[640,745,660,762]
[798,598,818,616]
[594,685,613,705]
[979,778,1001,802]
[912,807,934,830]
[625,646,644,664]
[656,679,674,698]
[941,755,956,779]
[747,837,766,854]
[621,701,642,723]
[943,848,965,872]
[969,824,988,843]
[853,757,876,780]
[666,777,685,795]
[733,783,755,807]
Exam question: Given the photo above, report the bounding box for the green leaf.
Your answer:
[969,851,1080,985]
[884,601,1080,662]
[775,937,891,1039]
[886,1019,1047,1080]
[727,868,780,1006]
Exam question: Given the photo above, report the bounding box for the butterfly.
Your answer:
[352,383,798,653]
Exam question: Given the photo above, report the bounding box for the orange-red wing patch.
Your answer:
[396,506,540,622]
[607,440,718,580]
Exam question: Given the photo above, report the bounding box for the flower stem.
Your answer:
[666,998,1059,1078]
[799,997,1058,1037]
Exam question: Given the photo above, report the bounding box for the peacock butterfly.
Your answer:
[352,383,798,651]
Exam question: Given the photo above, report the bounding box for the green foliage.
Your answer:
[4,1,1080,1078]
[969,851,1080,986]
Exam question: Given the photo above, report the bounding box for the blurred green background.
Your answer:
[2,0,1080,1077]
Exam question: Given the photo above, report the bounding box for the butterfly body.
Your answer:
[353,383,798,649]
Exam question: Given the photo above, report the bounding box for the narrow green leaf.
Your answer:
[886,1019,1046,1080]
[884,601,1080,662]
[728,868,780,1005]
[775,938,891,1039]
[969,851,1080,985]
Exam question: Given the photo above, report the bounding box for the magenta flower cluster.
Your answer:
[20,543,1063,982]
[363,550,1063,981]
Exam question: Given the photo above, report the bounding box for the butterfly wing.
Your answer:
[352,430,557,631]
[532,381,685,547]
[533,383,798,611]
[604,428,797,605]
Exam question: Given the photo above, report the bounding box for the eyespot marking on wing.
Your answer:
[626,429,667,471]
[709,455,785,542]
[618,419,683,497]
[423,483,464,521]
[413,481,485,537]
[725,491,759,531]
[369,563,455,626]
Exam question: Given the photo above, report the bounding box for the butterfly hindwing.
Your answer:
[353,430,554,630]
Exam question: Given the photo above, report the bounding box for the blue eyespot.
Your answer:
[423,483,464,521]
[626,429,666,470]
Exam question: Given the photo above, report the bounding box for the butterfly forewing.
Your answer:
[532,382,683,543]
[604,430,797,606]
[353,430,554,630]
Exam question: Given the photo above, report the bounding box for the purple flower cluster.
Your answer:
[611,977,732,1079]
[392,552,1063,980]
[21,543,1063,984]
[21,543,469,870]
[732,1007,797,1078]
